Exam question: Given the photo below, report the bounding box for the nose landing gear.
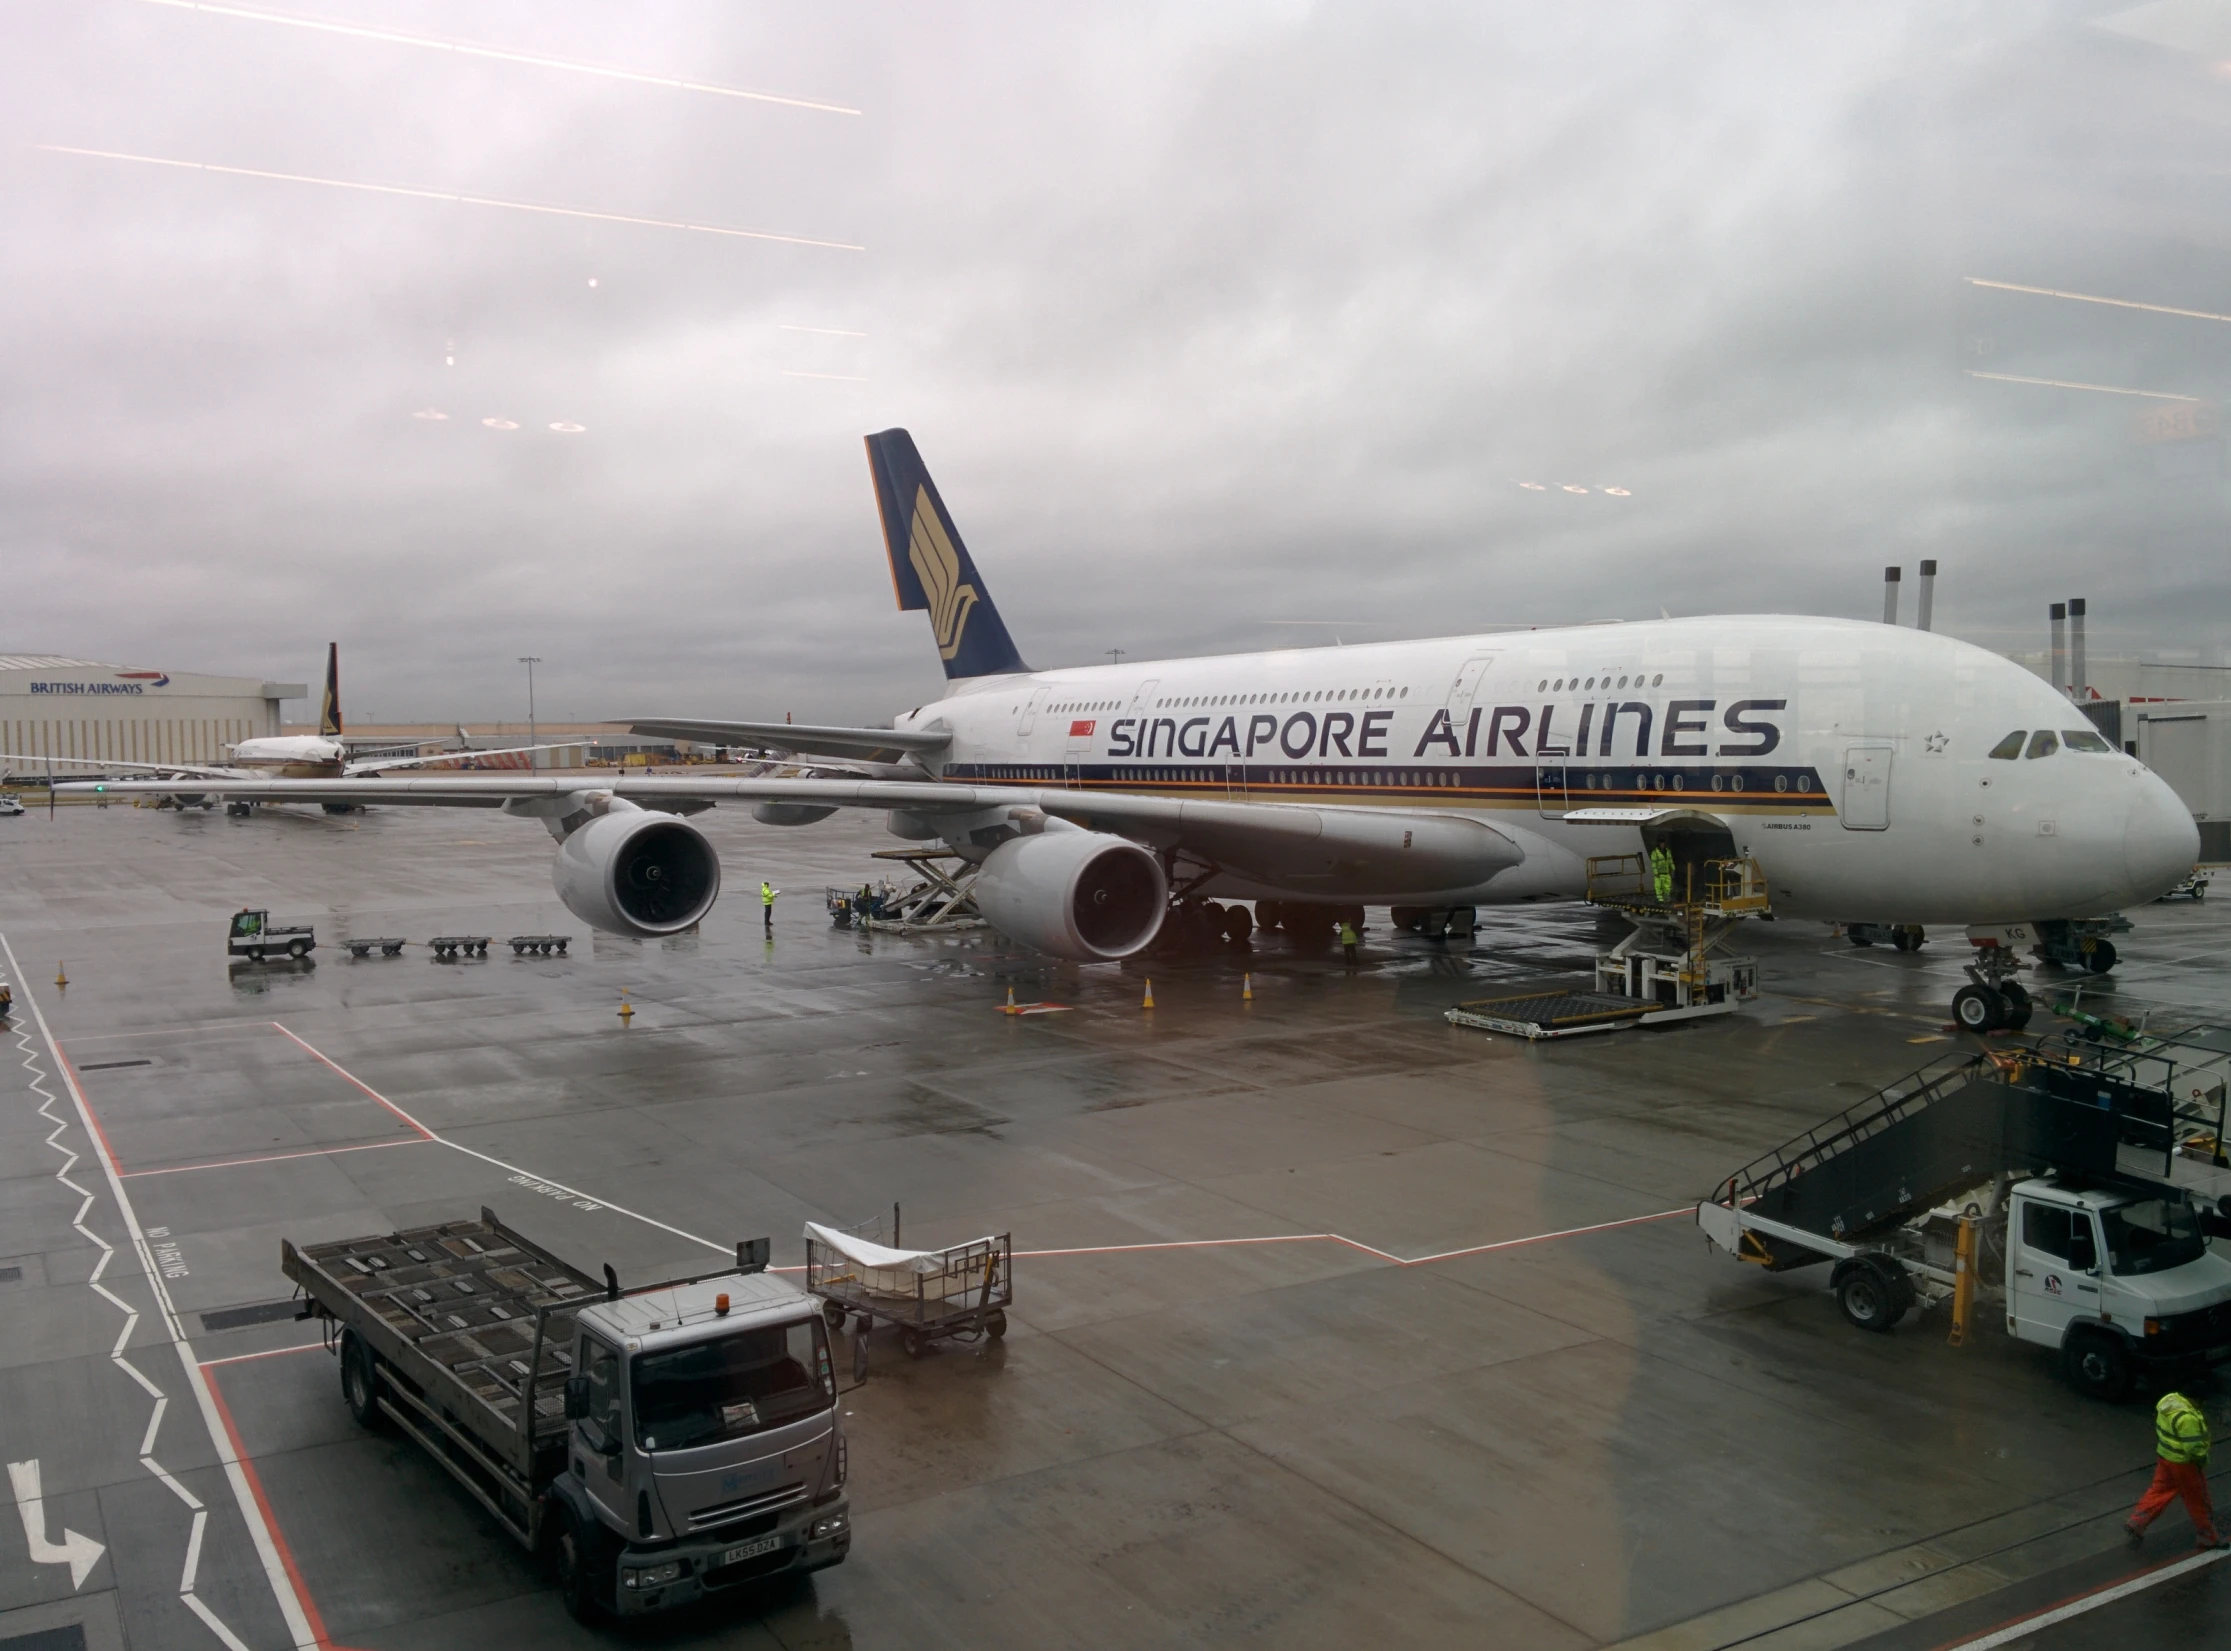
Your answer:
[1955,928,2033,1033]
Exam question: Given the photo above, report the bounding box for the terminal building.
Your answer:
[0,654,304,769]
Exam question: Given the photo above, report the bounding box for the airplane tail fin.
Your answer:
[319,643,343,737]
[864,429,1028,679]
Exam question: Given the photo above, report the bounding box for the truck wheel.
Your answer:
[900,1327,927,1359]
[2063,1332,2132,1401]
[339,1330,384,1429]
[1952,985,2001,1033]
[246,945,265,964]
[2087,942,2118,975]
[1834,1259,1908,1333]
[287,939,310,960]
[553,1504,603,1624]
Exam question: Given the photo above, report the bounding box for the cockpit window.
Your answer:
[2061,728,2113,754]
[2025,731,2059,759]
[1988,731,2026,760]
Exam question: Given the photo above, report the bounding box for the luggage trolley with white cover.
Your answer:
[803,1221,1011,1358]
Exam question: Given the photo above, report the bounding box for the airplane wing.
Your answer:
[627,720,949,765]
[0,753,245,780]
[57,773,1525,890]
[342,740,592,776]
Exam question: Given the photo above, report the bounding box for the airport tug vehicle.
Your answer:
[225,907,315,962]
[284,1210,849,1621]
[1698,1022,2231,1399]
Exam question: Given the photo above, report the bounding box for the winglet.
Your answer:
[863,429,1028,679]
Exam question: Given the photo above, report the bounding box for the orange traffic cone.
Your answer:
[1141,978,1155,1010]
[1242,972,1253,1002]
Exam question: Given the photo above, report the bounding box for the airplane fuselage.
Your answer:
[893,615,2197,924]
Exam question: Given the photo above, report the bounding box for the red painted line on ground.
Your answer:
[1014,1208,1690,1268]
[199,1342,326,1369]
[121,1137,432,1178]
[1927,1547,2229,1651]
[203,1362,359,1651]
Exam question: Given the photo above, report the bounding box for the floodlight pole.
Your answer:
[518,656,542,770]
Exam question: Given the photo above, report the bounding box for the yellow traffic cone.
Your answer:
[1141,978,1155,1010]
[55,962,68,988]
[618,994,634,1024]
[1006,987,1017,1011]
[1242,972,1253,1002]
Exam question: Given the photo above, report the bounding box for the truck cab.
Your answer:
[2005,1178,2231,1399]
[556,1272,849,1617]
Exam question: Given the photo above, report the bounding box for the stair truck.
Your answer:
[283,1209,849,1621]
[1697,1030,2231,1400]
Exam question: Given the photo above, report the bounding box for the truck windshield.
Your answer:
[633,1320,831,1452]
[2101,1200,2208,1277]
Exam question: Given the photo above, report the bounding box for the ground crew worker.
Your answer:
[1649,842,1675,904]
[1339,918,1360,967]
[2125,1389,2224,1549]
[761,880,778,934]
[0,981,11,1019]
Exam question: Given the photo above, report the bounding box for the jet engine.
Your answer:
[553,807,721,937]
[973,830,1166,961]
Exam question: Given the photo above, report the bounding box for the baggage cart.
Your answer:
[803,1221,1010,1358]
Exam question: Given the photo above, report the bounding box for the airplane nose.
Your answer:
[2125,775,2200,902]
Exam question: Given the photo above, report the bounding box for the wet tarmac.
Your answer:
[1,800,2226,1649]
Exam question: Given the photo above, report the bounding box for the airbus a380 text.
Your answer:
[70,429,2199,1023]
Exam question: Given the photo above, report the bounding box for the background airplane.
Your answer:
[66,430,2200,1028]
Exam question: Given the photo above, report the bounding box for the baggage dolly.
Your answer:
[803,1222,1011,1359]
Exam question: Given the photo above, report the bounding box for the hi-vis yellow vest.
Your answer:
[2157,1392,2210,1464]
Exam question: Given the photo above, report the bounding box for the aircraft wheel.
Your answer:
[2087,942,2118,975]
[1222,905,1253,944]
[1999,981,2033,1031]
[1952,985,2001,1033]
[1849,933,1873,947]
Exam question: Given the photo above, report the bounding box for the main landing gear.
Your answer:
[1953,929,2032,1033]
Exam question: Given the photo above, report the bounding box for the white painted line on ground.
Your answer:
[1944,1546,2227,1649]
[2,933,317,1651]
[269,1021,730,1255]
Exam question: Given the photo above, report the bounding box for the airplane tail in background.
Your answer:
[864,428,1029,680]
[319,643,342,737]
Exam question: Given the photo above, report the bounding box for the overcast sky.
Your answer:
[5,0,2230,724]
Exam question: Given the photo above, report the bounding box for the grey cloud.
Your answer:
[2,1,2226,727]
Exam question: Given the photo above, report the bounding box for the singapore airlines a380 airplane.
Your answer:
[73,429,2199,1027]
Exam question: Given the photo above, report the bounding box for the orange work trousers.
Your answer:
[2129,1458,2219,1546]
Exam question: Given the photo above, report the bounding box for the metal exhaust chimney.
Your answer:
[1882,565,1902,625]
[2068,598,2087,701]
[2050,602,2067,696]
[1915,560,1936,632]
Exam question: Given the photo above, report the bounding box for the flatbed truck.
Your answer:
[1697,1035,2231,1399]
[283,1209,849,1621]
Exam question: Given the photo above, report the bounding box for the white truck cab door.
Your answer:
[2008,1198,2103,1346]
[575,1333,628,1520]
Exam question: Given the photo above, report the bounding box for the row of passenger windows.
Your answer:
[1154,686,1413,710]
[1051,700,1120,714]
[1988,728,2114,760]
[1537,673,1666,691]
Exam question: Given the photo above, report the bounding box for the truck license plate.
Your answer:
[721,1535,780,1567]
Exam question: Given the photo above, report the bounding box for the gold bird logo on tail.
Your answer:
[908,486,979,660]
